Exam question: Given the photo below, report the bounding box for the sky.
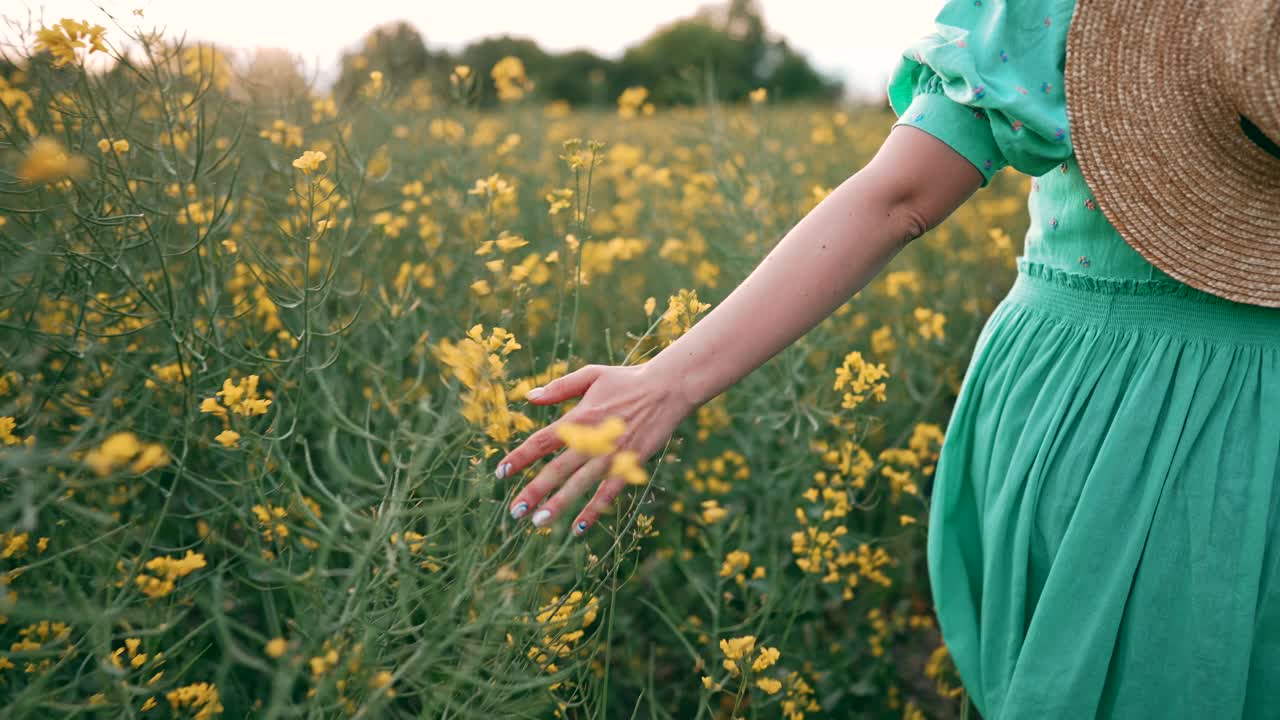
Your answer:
[2,0,943,102]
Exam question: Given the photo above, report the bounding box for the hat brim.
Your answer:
[1064,0,1280,307]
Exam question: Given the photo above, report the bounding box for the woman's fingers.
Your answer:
[508,447,588,521]
[494,366,607,480]
[524,364,604,405]
[494,420,566,481]
[534,454,611,530]
[572,476,628,535]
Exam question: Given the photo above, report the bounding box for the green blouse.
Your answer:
[885,0,1183,285]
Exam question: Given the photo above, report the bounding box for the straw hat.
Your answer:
[1063,0,1280,307]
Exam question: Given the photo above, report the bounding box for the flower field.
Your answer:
[0,17,1031,719]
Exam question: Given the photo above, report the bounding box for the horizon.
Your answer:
[3,0,944,102]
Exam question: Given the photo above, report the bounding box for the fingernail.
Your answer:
[495,462,511,480]
[511,501,528,519]
[530,509,551,527]
[526,386,544,400]
[573,520,588,536]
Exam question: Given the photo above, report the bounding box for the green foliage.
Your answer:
[331,0,842,110]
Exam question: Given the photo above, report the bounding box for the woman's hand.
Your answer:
[496,361,697,536]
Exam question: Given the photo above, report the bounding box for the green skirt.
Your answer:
[930,258,1280,718]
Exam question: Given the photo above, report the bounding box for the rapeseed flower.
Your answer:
[265,637,287,658]
[133,550,206,598]
[609,449,648,485]
[165,681,222,719]
[292,149,327,174]
[555,416,626,456]
[17,136,87,184]
[33,18,109,67]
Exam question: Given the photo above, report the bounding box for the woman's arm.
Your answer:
[496,124,986,534]
[644,124,985,409]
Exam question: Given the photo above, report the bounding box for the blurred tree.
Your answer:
[326,0,840,109]
[614,0,841,106]
[455,36,551,107]
[537,50,615,107]
[333,21,446,105]
[236,47,311,109]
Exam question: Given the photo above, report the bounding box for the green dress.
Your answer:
[887,1,1280,717]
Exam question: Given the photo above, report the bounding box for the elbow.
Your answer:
[882,196,932,251]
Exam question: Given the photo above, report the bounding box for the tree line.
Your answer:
[331,0,844,108]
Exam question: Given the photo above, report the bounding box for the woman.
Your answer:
[496,0,1280,715]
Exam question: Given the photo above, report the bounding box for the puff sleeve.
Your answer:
[886,0,1076,188]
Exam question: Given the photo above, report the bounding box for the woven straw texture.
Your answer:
[1064,0,1280,307]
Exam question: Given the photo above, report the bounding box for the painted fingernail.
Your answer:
[573,520,589,536]
[530,509,551,527]
[495,462,511,480]
[526,386,544,400]
[511,501,528,519]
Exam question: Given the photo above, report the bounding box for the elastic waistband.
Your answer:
[1006,258,1280,348]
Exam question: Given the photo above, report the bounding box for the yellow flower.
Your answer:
[221,239,237,253]
[700,499,728,525]
[292,149,327,174]
[18,137,88,184]
[130,443,169,474]
[644,297,656,317]
[756,677,782,694]
[752,646,780,671]
[134,550,207,598]
[165,682,222,719]
[0,417,19,446]
[113,138,129,153]
[208,375,272,417]
[719,550,751,578]
[84,432,141,476]
[452,65,471,80]
[719,635,756,661]
[265,637,287,658]
[494,231,528,252]
[199,397,227,418]
[369,670,393,689]
[914,307,947,341]
[33,18,109,67]
[214,430,240,448]
[617,86,650,118]
[97,138,110,153]
[749,87,768,104]
[555,416,626,456]
[609,450,648,485]
[490,56,531,101]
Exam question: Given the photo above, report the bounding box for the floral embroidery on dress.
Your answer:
[1084,198,1096,210]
